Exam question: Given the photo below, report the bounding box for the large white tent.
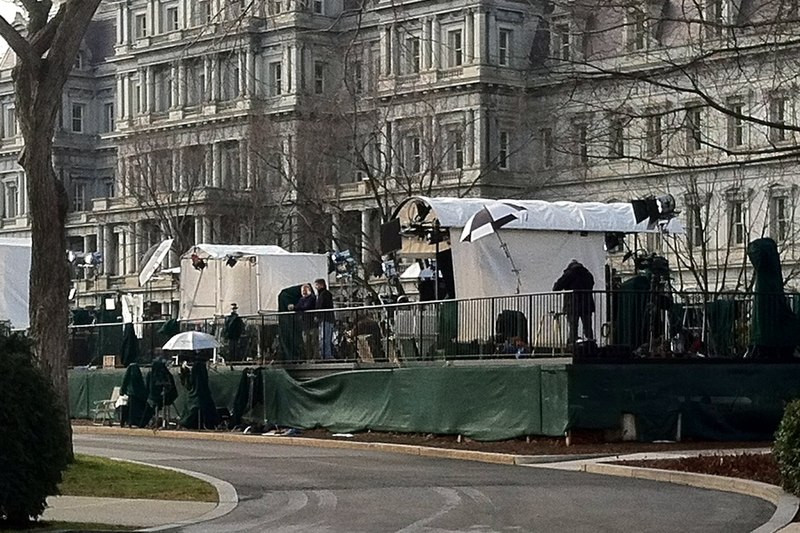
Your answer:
[393,196,685,343]
[179,244,328,320]
[0,238,31,330]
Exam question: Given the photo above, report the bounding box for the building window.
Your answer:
[728,198,747,245]
[187,61,205,105]
[104,179,115,198]
[4,106,16,138]
[727,99,744,147]
[353,60,363,93]
[575,123,589,164]
[540,127,553,169]
[221,54,240,101]
[164,5,179,32]
[135,13,148,38]
[498,29,511,66]
[409,136,421,173]
[554,24,571,61]
[770,194,791,242]
[448,30,463,67]
[154,66,173,111]
[196,0,212,24]
[498,131,510,169]
[406,37,420,74]
[686,105,703,152]
[71,103,85,133]
[646,113,663,156]
[705,0,728,37]
[313,0,324,14]
[74,52,84,70]
[268,0,282,15]
[627,9,648,51]
[685,196,707,248]
[269,61,282,96]
[770,96,787,143]
[3,182,18,218]
[103,103,115,133]
[609,118,625,158]
[314,61,325,94]
[72,181,86,212]
[448,128,464,170]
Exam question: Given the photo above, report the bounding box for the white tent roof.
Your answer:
[188,244,296,259]
[399,196,684,233]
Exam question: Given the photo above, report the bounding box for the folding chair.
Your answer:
[92,386,121,426]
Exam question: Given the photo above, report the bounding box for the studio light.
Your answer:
[225,255,238,267]
[631,194,677,227]
[191,253,207,271]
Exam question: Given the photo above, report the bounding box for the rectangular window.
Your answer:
[221,54,240,101]
[410,136,421,173]
[555,24,571,61]
[196,0,212,24]
[609,118,625,158]
[353,60,363,93]
[628,9,648,51]
[576,123,589,164]
[727,100,744,147]
[498,29,511,66]
[686,106,703,152]
[770,96,787,143]
[270,61,282,96]
[4,106,16,138]
[135,13,148,38]
[729,199,747,245]
[165,6,179,32]
[4,182,18,218]
[706,0,726,37]
[646,114,663,156]
[498,131,510,169]
[104,179,115,198]
[103,103,115,133]
[451,130,464,169]
[313,0,324,14]
[314,61,325,94]
[448,30,463,67]
[687,203,705,248]
[771,195,791,242]
[407,37,420,74]
[541,127,553,169]
[71,103,85,133]
[74,53,84,70]
[72,181,86,212]
[268,0,282,15]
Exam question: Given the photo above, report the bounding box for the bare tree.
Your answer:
[0,0,103,447]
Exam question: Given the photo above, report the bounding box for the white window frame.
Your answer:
[727,99,745,148]
[406,37,421,74]
[770,191,792,242]
[409,135,421,173]
[498,29,511,66]
[103,102,115,133]
[646,113,663,157]
[728,196,747,245]
[270,61,283,96]
[135,13,148,39]
[447,128,464,170]
[72,180,87,212]
[4,106,16,138]
[448,29,463,67]
[3,180,18,218]
[553,23,571,61]
[686,105,704,152]
[769,95,788,143]
[164,5,179,32]
[71,103,86,133]
[314,61,325,94]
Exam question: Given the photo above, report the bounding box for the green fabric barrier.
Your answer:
[569,363,800,441]
[260,365,569,441]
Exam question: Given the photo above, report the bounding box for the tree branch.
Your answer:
[0,15,34,65]
[31,6,65,57]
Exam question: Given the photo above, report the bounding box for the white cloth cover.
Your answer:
[0,238,31,330]
[179,244,328,319]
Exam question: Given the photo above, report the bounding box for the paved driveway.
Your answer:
[75,433,774,533]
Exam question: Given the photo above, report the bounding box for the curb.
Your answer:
[581,463,799,533]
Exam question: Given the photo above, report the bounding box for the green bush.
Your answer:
[0,334,71,527]
[774,398,800,496]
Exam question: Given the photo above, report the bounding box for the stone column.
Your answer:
[97,224,106,275]
[466,109,475,167]
[211,54,220,101]
[146,66,155,112]
[465,10,474,64]
[117,229,126,275]
[487,10,496,65]
[172,150,180,191]
[171,62,179,108]
[246,47,256,96]
[212,143,221,187]
[287,45,296,93]
[474,107,485,168]
[238,49,246,97]
[431,18,440,69]
[202,216,213,243]
[380,26,389,76]
[422,17,431,70]
[391,25,399,76]
[204,145,212,186]
[245,141,255,189]
[177,61,186,107]
[151,0,160,35]
[475,11,487,65]
[361,209,373,264]
[104,225,114,276]
[331,212,341,251]
[116,75,125,120]
[116,4,125,45]
[193,216,202,245]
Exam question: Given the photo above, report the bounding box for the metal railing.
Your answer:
[66,289,800,366]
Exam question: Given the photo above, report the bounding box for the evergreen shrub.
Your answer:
[0,333,71,526]
[774,399,800,496]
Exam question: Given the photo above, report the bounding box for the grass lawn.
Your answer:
[59,454,218,502]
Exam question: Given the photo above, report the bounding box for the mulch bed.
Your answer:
[616,452,782,486]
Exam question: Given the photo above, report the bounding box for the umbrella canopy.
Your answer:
[460,201,527,242]
[138,238,174,287]
[163,331,220,351]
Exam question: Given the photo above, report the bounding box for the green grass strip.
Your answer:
[59,455,218,502]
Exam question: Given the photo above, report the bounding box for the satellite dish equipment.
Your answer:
[138,238,175,287]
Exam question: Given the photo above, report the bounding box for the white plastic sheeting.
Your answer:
[179,244,328,320]
[0,238,31,330]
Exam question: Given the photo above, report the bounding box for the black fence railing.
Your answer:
[66,290,800,366]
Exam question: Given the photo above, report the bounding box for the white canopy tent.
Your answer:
[393,196,685,343]
[179,244,328,320]
[0,238,31,330]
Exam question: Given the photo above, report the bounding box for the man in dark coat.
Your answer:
[223,303,245,361]
[553,259,596,344]
[291,283,317,360]
[314,278,335,359]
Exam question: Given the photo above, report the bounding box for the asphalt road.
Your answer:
[75,433,774,533]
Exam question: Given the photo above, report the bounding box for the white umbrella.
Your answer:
[138,238,175,286]
[162,331,220,351]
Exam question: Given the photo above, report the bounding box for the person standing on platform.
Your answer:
[223,303,245,362]
[314,278,335,359]
[553,260,596,344]
[291,283,317,360]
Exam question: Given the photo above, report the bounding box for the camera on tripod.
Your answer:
[633,252,670,280]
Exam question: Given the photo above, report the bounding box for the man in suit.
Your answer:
[553,260,595,344]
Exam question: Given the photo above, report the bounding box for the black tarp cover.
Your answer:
[120,323,139,367]
[180,360,219,429]
[120,363,152,427]
[146,359,178,409]
[231,367,265,427]
[747,238,800,355]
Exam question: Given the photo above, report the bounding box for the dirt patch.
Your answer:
[615,452,781,486]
